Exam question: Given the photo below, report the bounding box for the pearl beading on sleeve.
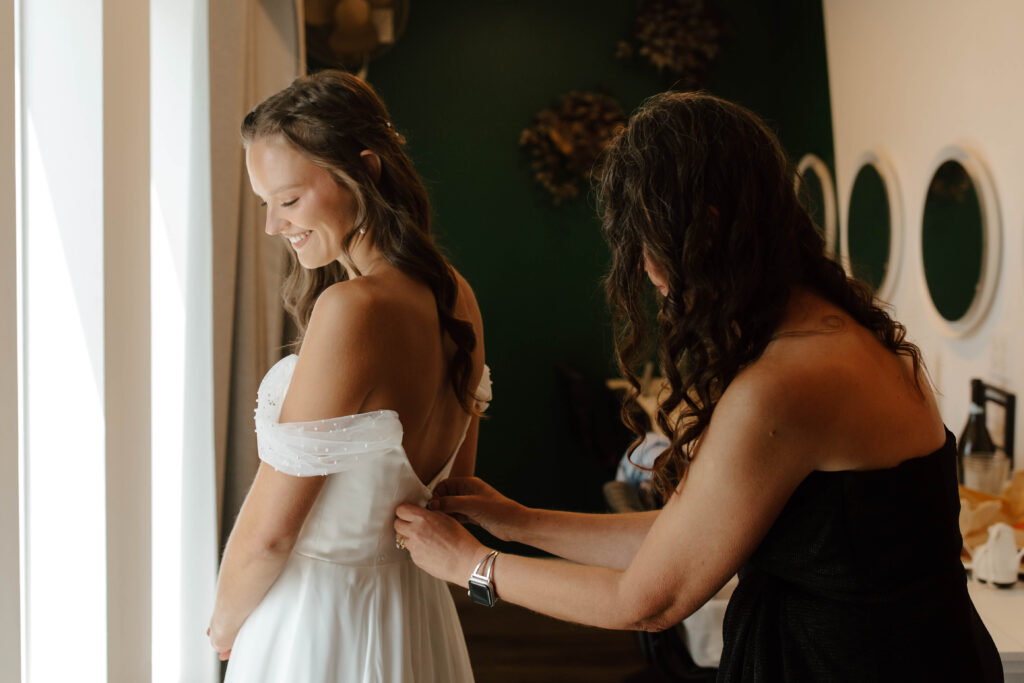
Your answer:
[253,356,494,477]
[254,355,404,477]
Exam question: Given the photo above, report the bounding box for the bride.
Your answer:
[207,70,488,682]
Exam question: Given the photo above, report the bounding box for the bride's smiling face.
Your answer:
[246,135,360,269]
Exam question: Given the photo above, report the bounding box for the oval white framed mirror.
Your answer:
[796,154,837,257]
[842,150,903,302]
[920,146,1001,337]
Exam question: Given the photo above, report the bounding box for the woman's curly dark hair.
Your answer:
[598,91,922,499]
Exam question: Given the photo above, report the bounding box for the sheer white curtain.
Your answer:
[14,0,300,678]
[152,0,302,680]
[150,0,218,680]
[20,0,150,680]
[208,0,301,559]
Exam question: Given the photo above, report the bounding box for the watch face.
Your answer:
[468,580,494,606]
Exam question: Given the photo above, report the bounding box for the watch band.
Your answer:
[467,550,500,606]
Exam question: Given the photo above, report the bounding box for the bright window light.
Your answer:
[23,113,107,683]
[21,1,107,680]
[150,187,185,683]
[151,1,216,680]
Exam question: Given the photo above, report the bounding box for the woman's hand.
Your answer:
[428,477,527,542]
[394,504,491,585]
[206,624,233,661]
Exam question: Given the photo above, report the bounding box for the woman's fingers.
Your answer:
[395,503,427,521]
[431,494,478,515]
[393,505,486,584]
[429,483,523,542]
[394,506,449,539]
[433,476,486,498]
[394,506,429,539]
[393,518,413,537]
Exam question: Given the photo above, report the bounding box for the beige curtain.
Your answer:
[209,0,304,549]
[0,0,18,677]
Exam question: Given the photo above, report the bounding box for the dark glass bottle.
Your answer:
[958,379,996,484]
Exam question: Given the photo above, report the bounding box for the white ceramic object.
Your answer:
[974,522,1024,588]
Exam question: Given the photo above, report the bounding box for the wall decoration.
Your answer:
[920,147,1001,336]
[923,161,982,322]
[303,0,409,76]
[843,151,902,301]
[847,164,891,290]
[519,91,626,205]
[364,0,835,514]
[616,0,722,87]
[796,153,837,257]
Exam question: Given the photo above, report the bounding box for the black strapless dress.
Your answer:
[717,429,1003,682]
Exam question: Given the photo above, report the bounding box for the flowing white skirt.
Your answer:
[224,553,474,682]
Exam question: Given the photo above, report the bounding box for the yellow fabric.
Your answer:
[959,470,1024,555]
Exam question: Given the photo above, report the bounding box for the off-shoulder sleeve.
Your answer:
[253,355,404,477]
[476,364,493,413]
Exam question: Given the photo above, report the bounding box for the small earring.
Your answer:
[359,227,366,235]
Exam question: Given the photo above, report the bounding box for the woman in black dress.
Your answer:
[394,91,1003,681]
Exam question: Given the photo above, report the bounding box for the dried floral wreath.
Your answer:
[519,91,626,205]
[616,0,722,87]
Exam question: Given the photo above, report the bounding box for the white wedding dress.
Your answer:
[224,354,490,682]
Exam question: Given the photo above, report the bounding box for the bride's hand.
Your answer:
[394,504,491,586]
[428,477,526,542]
[206,625,233,661]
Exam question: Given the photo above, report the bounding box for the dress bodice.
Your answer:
[718,429,1003,681]
[254,354,492,567]
[744,429,964,597]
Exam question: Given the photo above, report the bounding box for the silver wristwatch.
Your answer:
[467,550,500,607]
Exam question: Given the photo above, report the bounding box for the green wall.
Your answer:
[367,0,834,515]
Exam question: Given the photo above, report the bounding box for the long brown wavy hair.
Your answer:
[241,70,480,413]
[598,91,923,499]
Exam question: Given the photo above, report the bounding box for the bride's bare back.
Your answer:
[280,265,485,484]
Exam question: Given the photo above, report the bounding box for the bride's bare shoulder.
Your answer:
[278,282,387,422]
[307,277,411,342]
[294,280,399,383]
[451,269,483,332]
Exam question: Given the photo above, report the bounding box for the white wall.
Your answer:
[824,0,1024,467]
